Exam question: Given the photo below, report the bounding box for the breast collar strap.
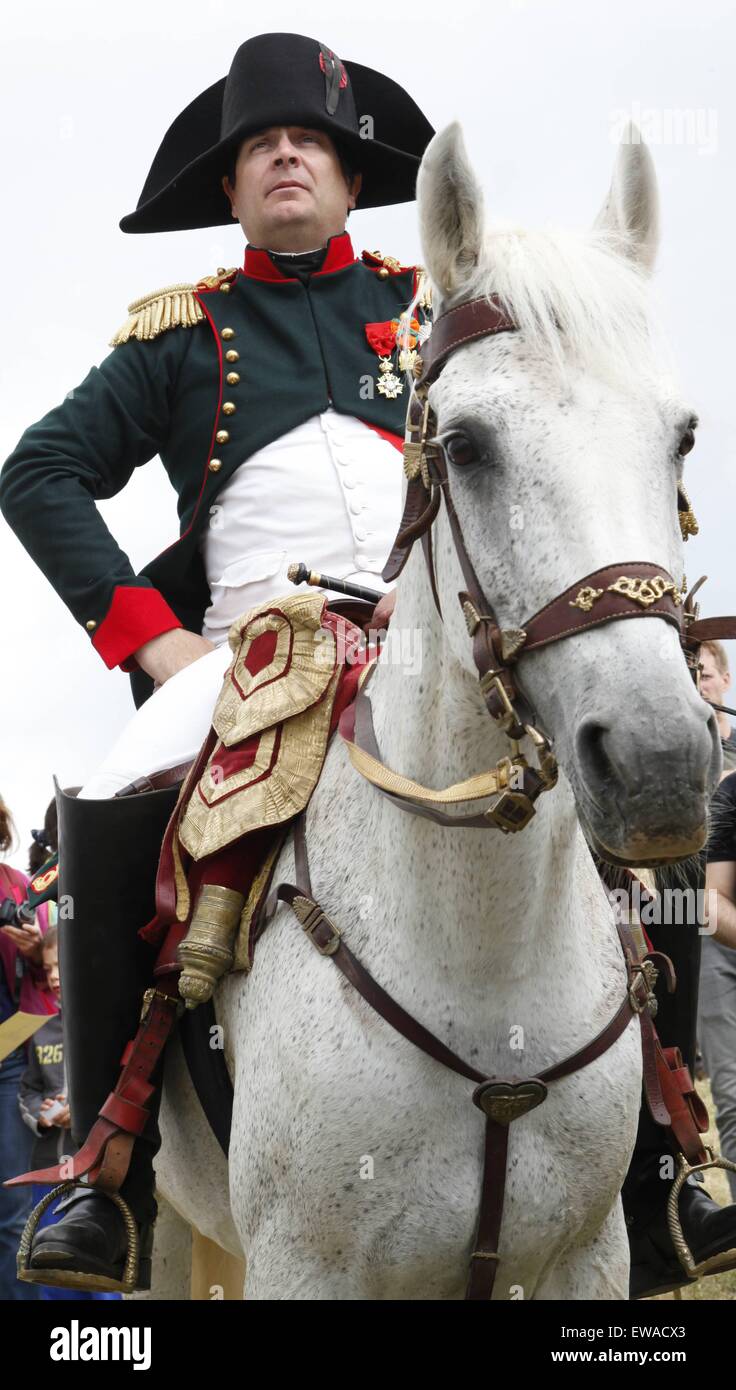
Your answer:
[270,814,669,1299]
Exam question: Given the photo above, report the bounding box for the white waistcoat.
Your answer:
[199,407,403,645]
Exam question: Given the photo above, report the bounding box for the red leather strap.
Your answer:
[98,1094,150,1137]
[656,1046,709,1165]
[640,1008,673,1129]
[142,727,218,944]
[4,969,182,1192]
[615,907,674,1129]
[6,1116,124,1189]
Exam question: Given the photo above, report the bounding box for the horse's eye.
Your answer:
[678,424,697,457]
[444,432,478,467]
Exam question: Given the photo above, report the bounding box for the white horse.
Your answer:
[151,121,719,1300]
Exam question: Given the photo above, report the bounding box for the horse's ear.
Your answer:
[593,122,660,273]
[416,122,484,299]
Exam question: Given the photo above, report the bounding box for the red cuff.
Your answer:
[90,586,182,671]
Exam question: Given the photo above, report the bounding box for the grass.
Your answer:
[649,1080,736,1301]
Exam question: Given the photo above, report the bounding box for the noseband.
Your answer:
[341,294,726,834]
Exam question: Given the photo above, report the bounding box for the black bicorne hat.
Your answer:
[120,32,435,233]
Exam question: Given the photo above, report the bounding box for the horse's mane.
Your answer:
[420,224,674,388]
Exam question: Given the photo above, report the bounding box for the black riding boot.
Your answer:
[24,782,179,1292]
[624,902,736,1297]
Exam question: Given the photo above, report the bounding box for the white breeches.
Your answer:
[78,643,234,800]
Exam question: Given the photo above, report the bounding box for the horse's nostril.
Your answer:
[576,720,616,790]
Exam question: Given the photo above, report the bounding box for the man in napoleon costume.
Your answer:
[2,31,736,1300]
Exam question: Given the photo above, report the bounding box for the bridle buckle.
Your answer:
[628,959,659,1015]
[480,673,525,737]
[484,788,536,834]
[294,898,342,956]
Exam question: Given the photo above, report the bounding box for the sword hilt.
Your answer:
[287,562,382,605]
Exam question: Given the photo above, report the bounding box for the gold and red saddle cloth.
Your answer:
[6,591,375,1195]
[145,589,373,967]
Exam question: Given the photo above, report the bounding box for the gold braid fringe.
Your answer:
[110,268,239,346]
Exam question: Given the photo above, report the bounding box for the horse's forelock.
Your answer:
[420,224,674,390]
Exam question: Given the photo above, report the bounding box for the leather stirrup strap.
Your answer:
[656,1045,709,1165]
[614,873,709,1162]
[5,971,182,1192]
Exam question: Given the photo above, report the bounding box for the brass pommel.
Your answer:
[178,884,245,1009]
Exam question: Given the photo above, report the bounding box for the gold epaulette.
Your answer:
[110,267,239,346]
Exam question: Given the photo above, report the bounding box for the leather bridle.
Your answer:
[340,293,727,833]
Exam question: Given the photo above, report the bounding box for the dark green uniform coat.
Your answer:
[0,233,427,705]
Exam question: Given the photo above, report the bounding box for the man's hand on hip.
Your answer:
[134,629,216,686]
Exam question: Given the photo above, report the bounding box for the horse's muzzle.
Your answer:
[572,712,718,866]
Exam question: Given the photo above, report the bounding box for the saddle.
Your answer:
[138,592,376,1153]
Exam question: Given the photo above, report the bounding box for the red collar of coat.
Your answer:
[242,231,357,283]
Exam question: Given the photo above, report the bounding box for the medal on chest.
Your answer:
[365,314,422,399]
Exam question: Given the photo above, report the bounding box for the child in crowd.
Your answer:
[19,926,119,1302]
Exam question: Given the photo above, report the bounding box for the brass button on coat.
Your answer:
[208,458,222,472]
[85,619,97,631]
[221,327,235,340]
[219,283,231,294]
[226,372,240,385]
[378,267,390,279]
[216,429,230,445]
[221,401,236,415]
[225,349,239,362]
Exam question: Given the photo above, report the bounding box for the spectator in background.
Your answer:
[701,769,736,1199]
[19,928,70,1163]
[27,798,58,878]
[698,641,736,773]
[693,644,736,1190]
[18,926,119,1301]
[0,791,55,1300]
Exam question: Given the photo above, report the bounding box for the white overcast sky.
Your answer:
[1,0,734,869]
